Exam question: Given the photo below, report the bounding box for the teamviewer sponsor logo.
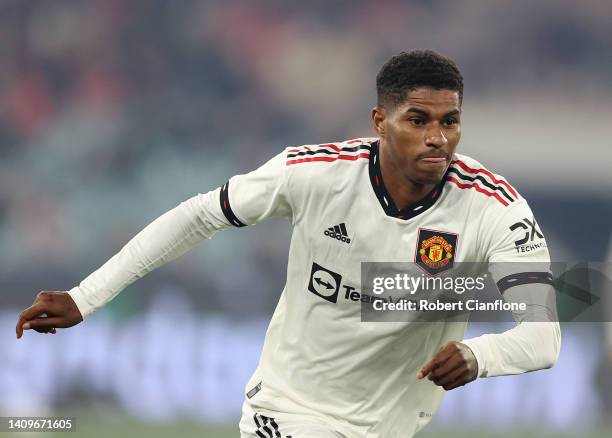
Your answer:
[307,262,382,305]
[308,262,342,303]
[324,222,351,244]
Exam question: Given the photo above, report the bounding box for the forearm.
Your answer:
[68,188,228,318]
[462,320,561,377]
[462,274,562,378]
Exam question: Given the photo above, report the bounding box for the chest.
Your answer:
[296,184,485,276]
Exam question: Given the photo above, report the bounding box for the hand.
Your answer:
[416,341,478,391]
[16,291,83,339]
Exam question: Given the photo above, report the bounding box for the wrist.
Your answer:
[461,339,486,378]
[66,287,91,320]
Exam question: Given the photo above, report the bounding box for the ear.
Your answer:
[372,106,386,137]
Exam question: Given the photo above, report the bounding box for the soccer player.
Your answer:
[16,50,560,437]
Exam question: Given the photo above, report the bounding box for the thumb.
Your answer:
[417,343,452,379]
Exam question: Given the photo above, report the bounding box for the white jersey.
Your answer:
[68,137,559,438]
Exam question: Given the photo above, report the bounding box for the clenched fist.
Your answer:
[16,291,83,339]
[416,341,478,391]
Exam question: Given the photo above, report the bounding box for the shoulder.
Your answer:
[445,153,521,208]
[284,137,375,169]
[281,138,375,192]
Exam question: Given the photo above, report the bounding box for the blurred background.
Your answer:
[1,0,611,437]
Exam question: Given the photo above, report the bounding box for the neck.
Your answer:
[379,141,436,211]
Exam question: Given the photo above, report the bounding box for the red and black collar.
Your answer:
[368,140,448,220]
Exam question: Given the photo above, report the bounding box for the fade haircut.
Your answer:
[376,49,464,109]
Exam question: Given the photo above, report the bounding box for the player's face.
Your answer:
[373,87,461,185]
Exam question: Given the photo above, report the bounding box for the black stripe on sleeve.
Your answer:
[220,180,247,227]
[496,271,554,294]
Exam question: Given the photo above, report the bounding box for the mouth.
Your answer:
[418,153,449,165]
[420,157,447,164]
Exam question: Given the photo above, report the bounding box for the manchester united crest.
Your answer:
[415,229,458,275]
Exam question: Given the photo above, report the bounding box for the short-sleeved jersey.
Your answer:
[220,138,550,437]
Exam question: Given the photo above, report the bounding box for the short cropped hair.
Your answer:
[376,49,464,108]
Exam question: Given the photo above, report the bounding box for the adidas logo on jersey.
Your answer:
[324,223,351,244]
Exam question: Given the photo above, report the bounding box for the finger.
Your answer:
[16,302,47,339]
[26,317,64,333]
[417,343,456,379]
[435,362,468,387]
[443,369,472,391]
[33,325,56,334]
[418,354,444,380]
[429,354,463,383]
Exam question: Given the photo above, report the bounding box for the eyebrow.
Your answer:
[405,107,461,118]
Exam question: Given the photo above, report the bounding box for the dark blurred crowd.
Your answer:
[3,0,611,150]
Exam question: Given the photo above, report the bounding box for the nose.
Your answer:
[425,122,448,148]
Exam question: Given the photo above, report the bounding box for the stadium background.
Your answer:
[1,0,611,436]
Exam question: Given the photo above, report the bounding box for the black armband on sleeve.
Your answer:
[496,271,554,294]
[220,181,247,227]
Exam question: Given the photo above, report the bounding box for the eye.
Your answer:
[443,118,459,127]
[409,118,426,126]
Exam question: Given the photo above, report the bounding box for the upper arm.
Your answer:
[220,149,294,227]
[484,200,558,323]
